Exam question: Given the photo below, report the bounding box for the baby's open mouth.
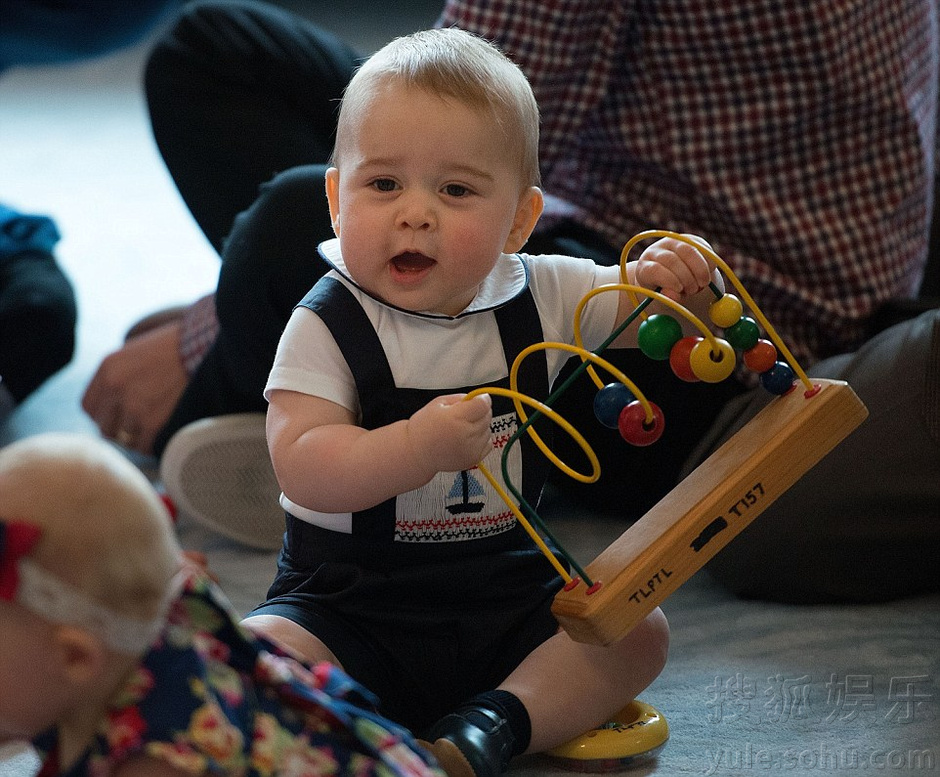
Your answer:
[391,251,436,274]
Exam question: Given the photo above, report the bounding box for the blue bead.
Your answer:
[760,362,796,395]
[594,383,635,428]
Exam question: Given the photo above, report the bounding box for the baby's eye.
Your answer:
[371,178,398,192]
[443,183,470,197]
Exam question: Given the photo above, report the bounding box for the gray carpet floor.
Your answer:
[2,4,938,775]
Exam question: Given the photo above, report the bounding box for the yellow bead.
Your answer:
[689,338,736,382]
[709,294,744,328]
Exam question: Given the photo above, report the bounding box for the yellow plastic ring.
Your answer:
[545,700,669,772]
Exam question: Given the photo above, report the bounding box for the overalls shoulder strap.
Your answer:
[297,276,402,427]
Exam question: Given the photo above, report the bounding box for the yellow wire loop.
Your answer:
[464,341,658,583]
[465,382,605,585]
[619,230,814,392]
[573,283,724,391]
[511,341,658,463]
[466,382,599,484]
[475,463,572,583]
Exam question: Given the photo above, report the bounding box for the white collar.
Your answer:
[317,238,529,320]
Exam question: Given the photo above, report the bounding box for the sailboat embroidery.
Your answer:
[445,470,486,514]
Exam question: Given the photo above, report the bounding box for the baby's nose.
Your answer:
[397,192,436,230]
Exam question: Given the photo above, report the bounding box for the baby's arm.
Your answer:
[612,234,723,346]
[267,389,493,513]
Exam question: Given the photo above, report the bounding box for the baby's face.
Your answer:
[0,602,69,741]
[327,82,540,316]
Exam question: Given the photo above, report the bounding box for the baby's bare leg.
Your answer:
[241,613,342,667]
[500,607,669,753]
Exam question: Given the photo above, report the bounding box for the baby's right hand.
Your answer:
[407,393,493,474]
[634,234,715,302]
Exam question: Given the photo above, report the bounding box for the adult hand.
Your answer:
[82,321,187,455]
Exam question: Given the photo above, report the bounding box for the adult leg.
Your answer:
[141,0,359,451]
[153,165,333,454]
[145,0,359,251]
[85,2,356,455]
[690,310,940,603]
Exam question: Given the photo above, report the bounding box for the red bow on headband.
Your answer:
[0,519,42,600]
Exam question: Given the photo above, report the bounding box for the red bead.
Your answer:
[669,336,702,382]
[743,339,777,373]
[618,400,665,446]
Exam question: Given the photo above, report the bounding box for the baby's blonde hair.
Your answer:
[0,433,181,623]
[333,27,541,188]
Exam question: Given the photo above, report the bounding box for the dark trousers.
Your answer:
[146,0,360,452]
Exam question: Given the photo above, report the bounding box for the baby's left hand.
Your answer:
[635,235,715,301]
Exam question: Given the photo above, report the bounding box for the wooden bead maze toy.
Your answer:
[466,230,869,646]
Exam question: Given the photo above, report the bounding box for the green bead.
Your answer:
[724,316,760,350]
[637,314,683,360]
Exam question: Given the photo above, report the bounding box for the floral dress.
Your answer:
[32,571,445,777]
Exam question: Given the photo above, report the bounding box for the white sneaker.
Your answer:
[160,413,285,551]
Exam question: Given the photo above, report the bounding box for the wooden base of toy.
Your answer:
[552,378,868,645]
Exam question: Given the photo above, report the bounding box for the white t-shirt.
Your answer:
[265,238,623,415]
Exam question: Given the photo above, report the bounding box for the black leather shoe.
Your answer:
[424,706,516,777]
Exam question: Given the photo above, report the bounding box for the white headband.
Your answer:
[15,559,183,655]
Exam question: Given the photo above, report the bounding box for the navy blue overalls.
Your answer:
[252,275,569,734]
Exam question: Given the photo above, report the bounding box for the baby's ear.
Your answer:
[325,167,341,236]
[54,625,108,685]
[504,186,544,254]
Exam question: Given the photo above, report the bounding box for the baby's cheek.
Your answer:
[449,232,503,279]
